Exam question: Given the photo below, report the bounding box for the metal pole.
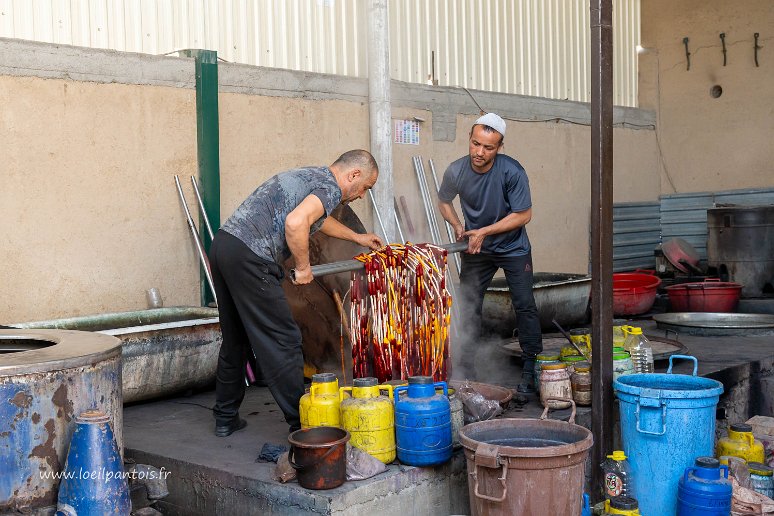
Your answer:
[191,176,214,240]
[590,0,615,502]
[368,189,390,242]
[290,241,468,281]
[428,159,462,275]
[393,198,405,243]
[174,175,217,305]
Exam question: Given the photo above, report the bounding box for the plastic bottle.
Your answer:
[602,450,634,500]
[623,326,654,373]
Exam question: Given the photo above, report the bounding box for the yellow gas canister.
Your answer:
[340,377,396,463]
[716,423,765,463]
[603,496,641,515]
[299,373,341,429]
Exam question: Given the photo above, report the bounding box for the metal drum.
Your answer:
[707,205,774,297]
[0,329,122,512]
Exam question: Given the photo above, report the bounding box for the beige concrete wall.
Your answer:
[1,76,200,322]
[1,42,659,321]
[640,0,774,194]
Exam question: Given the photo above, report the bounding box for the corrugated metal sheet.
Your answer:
[660,188,774,261]
[0,0,640,107]
[613,201,660,272]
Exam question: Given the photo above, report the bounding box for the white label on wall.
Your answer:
[394,120,420,145]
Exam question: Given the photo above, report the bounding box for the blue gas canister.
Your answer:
[394,376,452,466]
[677,457,732,516]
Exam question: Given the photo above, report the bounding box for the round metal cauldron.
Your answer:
[459,399,593,516]
[288,427,350,490]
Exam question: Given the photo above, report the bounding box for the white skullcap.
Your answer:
[474,112,506,137]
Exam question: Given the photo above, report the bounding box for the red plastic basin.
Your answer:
[613,272,662,316]
[665,280,743,312]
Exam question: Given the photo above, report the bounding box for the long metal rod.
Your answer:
[392,198,405,243]
[295,241,469,280]
[368,189,390,242]
[590,0,615,503]
[174,175,217,305]
[191,176,215,240]
[428,159,462,275]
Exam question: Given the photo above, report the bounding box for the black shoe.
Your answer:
[215,417,247,437]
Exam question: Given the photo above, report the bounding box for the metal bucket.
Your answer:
[288,427,350,490]
[459,399,593,515]
[614,355,724,516]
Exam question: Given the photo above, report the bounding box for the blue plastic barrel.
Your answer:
[56,409,131,516]
[614,355,724,516]
[677,457,732,515]
[394,376,452,466]
[581,493,591,516]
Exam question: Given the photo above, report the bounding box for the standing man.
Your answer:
[209,149,383,436]
[437,113,542,394]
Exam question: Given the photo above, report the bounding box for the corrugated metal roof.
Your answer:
[0,0,642,107]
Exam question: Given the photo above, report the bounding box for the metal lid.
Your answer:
[613,351,631,360]
[749,462,773,476]
[312,373,337,383]
[730,423,753,433]
[574,362,591,372]
[610,496,639,510]
[536,354,560,361]
[696,457,720,468]
[541,362,568,370]
[569,328,590,336]
[408,376,433,385]
[561,355,586,363]
[354,377,378,387]
[77,409,110,424]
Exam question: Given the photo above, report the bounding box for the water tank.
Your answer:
[707,205,774,297]
[0,329,122,512]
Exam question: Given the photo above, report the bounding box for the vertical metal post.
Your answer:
[181,49,220,307]
[590,0,614,502]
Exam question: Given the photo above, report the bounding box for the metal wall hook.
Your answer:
[754,33,761,67]
[720,33,727,66]
[683,37,691,70]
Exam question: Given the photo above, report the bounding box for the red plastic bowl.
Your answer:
[665,280,743,312]
[613,272,662,316]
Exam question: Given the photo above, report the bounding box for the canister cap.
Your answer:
[607,450,627,461]
[541,362,567,371]
[610,496,638,510]
[312,373,337,383]
[749,462,773,476]
[574,362,591,372]
[730,423,753,433]
[562,355,586,363]
[354,377,378,387]
[695,457,720,468]
[408,376,433,385]
[627,327,643,335]
[613,351,631,360]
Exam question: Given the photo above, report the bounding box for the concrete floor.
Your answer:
[123,319,774,515]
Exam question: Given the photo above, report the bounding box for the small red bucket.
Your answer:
[613,271,662,316]
[665,279,743,312]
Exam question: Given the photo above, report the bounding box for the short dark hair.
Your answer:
[470,125,504,145]
[332,149,378,176]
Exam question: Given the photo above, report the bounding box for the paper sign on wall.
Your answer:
[394,119,420,145]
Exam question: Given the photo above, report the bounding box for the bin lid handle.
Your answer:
[541,398,576,424]
[667,354,698,376]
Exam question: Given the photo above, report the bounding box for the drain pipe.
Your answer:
[367,0,396,242]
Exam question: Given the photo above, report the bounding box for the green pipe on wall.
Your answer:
[181,49,220,307]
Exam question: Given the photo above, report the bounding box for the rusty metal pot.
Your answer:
[459,399,593,515]
[288,427,350,490]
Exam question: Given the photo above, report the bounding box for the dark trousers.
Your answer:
[209,231,303,430]
[458,252,543,367]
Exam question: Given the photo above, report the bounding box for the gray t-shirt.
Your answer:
[221,166,342,264]
[438,154,532,256]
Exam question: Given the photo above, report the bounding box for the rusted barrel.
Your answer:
[459,399,593,515]
[288,427,350,490]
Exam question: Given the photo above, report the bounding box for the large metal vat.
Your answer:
[0,329,122,512]
[483,273,591,336]
[707,205,774,297]
[14,307,220,403]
